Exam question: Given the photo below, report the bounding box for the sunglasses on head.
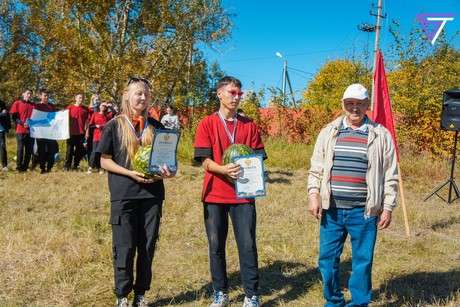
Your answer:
[227,90,244,97]
[128,77,151,89]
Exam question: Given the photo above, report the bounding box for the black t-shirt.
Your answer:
[97,117,165,201]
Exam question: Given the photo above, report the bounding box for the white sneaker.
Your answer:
[116,297,130,307]
[133,294,149,307]
[243,295,260,307]
[210,291,229,307]
[86,167,92,173]
[2,166,8,171]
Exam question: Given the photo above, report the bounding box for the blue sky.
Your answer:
[203,0,459,106]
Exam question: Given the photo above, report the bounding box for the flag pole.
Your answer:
[397,164,410,236]
[372,50,411,236]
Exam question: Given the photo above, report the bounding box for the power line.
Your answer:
[288,69,312,81]
[216,47,352,63]
[288,67,315,76]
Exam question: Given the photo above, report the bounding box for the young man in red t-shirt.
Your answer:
[10,88,35,172]
[34,89,59,173]
[194,76,267,307]
[65,93,90,171]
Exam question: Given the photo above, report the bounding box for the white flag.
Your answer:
[28,109,69,140]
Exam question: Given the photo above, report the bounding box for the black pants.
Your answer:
[204,202,259,297]
[37,138,59,172]
[65,134,85,169]
[15,133,34,171]
[110,198,163,298]
[0,131,7,168]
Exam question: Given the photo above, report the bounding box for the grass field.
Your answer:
[0,135,459,306]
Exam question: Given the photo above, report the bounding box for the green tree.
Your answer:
[386,19,460,156]
[240,84,263,112]
[0,0,234,106]
[301,59,371,111]
[0,0,37,101]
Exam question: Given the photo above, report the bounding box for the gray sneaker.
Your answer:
[116,297,130,307]
[133,294,149,307]
[210,291,229,307]
[243,295,260,307]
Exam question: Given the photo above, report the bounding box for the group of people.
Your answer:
[3,87,182,175]
[103,76,398,307]
[1,89,176,174]
[3,76,398,307]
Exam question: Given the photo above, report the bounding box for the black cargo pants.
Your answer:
[110,198,163,298]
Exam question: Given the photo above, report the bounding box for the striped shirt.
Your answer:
[330,118,369,209]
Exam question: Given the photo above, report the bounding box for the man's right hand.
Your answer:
[309,193,322,220]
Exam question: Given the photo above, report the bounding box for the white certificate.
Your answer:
[233,154,266,199]
[148,129,180,173]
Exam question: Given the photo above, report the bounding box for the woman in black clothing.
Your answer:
[97,78,174,307]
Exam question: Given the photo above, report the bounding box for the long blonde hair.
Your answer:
[115,81,154,162]
[90,94,99,105]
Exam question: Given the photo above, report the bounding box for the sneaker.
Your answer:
[86,167,92,173]
[210,291,229,307]
[133,294,149,307]
[116,297,130,307]
[243,295,260,307]
[99,168,105,174]
[2,166,8,171]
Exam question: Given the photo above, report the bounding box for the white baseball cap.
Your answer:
[342,84,369,100]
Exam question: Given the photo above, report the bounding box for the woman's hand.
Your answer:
[131,163,175,183]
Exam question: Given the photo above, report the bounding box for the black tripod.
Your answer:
[423,131,460,203]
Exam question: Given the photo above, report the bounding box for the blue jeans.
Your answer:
[318,207,377,307]
[204,202,259,297]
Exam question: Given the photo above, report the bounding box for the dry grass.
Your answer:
[0,137,459,306]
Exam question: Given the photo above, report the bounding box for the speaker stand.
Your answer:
[424,131,460,203]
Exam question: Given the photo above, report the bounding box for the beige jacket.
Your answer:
[308,115,399,218]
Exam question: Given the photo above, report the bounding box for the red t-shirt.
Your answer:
[10,100,35,134]
[89,112,114,142]
[194,113,266,204]
[34,102,56,112]
[67,104,90,135]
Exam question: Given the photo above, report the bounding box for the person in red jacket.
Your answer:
[10,88,35,172]
[85,94,100,163]
[194,76,267,307]
[87,101,116,173]
[65,93,90,171]
[34,89,59,173]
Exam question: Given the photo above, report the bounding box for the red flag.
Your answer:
[372,50,399,161]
